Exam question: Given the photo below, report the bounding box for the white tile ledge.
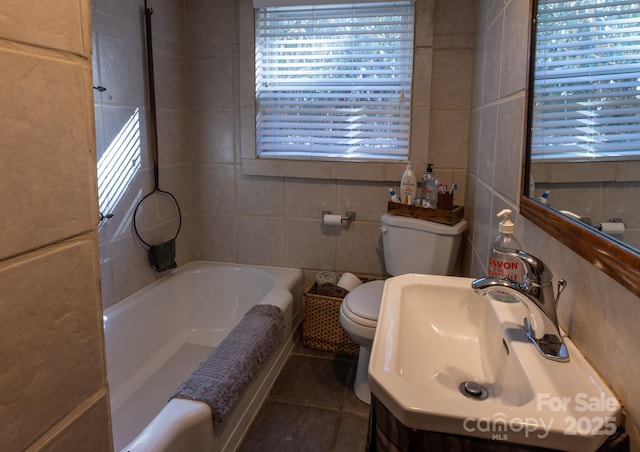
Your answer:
[242,157,412,182]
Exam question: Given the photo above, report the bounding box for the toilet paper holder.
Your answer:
[322,210,356,225]
[595,217,625,229]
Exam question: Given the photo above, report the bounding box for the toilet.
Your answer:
[339,213,467,404]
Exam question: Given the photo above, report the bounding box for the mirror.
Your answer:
[522,0,640,297]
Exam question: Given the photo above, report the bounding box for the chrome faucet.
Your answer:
[471,248,569,362]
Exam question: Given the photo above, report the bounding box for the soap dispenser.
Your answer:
[400,161,417,204]
[488,209,524,301]
[421,163,438,207]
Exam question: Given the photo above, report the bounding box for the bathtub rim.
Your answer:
[103,259,302,323]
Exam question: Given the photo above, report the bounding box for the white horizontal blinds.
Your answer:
[255,1,414,160]
[531,0,640,161]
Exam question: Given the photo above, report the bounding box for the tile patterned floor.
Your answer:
[238,341,370,452]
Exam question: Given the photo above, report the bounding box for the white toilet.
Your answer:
[339,213,467,404]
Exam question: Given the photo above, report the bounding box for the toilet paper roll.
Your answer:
[601,222,625,240]
[337,272,362,292]
[316,271,339,286]
[323,214,343,226]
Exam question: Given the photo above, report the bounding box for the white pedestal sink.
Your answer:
[369,274,623,451]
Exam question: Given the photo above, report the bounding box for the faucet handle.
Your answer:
[555,279,567,305]
[493,247,551,286]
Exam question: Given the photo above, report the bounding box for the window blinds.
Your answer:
[255,1,415,161]
[531,0,640,161]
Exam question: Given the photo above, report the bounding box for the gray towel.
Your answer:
[148,239,177,272]
[170,304,285,425]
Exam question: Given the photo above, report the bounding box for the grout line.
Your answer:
[328,411,343,452]
[289,345,358,363]
[266,397,343,414]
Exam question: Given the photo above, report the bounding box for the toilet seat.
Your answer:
[342,280,385,328]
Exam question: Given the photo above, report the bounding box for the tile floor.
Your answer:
[238,340,370,452]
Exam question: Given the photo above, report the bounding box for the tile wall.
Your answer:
[96,0,477,309]
[531,160,640,250]
[188,0,476,295]
[94,0,193,308]
[0,1,111,450]
[465,1,640,448]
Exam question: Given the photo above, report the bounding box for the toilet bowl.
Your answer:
[339,281,385,404]
[339,213,467,404]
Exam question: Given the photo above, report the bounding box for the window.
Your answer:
[254,0,415,161]
[530,0,640,162]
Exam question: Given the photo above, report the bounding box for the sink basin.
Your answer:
[369,274,623,451]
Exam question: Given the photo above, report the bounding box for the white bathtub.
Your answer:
[103,261,303,452]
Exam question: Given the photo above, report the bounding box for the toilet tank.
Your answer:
[380,213,467,276]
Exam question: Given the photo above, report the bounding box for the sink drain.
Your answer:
[459,381,488,400]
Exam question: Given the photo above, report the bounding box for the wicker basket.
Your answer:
[303,278,377,357]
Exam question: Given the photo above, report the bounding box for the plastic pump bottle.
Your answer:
[400,161,417,205]
[421,163,438,208]
[388,188,400,203]
[537,190,550,205]
[488,209,524,302]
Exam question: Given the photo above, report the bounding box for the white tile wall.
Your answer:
[0,1,110,449]
[188,0,477,289]
[94,0,193,308]
[0,48,96,260]
[94,0,477,298]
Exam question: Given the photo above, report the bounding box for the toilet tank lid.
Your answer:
[344,280,386,321]
[381,213,467,235]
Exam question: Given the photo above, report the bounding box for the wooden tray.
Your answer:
[387,202,464,225]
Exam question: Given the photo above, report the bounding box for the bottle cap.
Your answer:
[497,209,515,234]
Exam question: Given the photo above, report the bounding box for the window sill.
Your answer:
[531,160,640,184]
[241,157,415,182]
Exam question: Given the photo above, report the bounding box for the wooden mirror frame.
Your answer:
[521,0,640,298]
